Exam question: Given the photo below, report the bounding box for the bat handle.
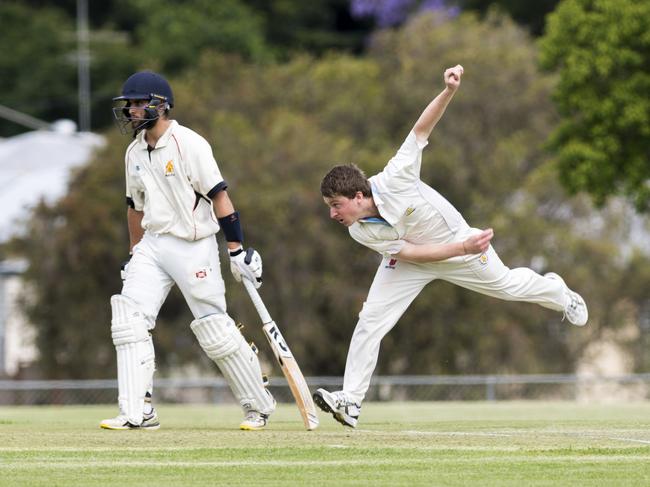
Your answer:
[242,278,273,324]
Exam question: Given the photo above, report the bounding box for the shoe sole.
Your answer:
[100,422,161,430]
[312,391,355,428]
[567,293,588,326]
[100,423,131,430]
[239,424,266,431]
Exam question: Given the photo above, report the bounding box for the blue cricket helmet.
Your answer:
[113,71,174,107]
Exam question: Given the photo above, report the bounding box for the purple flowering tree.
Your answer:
[351,0,460,27]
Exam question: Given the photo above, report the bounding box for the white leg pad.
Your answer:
[111,294,155,425]
[191,314,275,414]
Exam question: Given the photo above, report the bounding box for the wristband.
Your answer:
[218,211,244,243]
[229,246,244,257]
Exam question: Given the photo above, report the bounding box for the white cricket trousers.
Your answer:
[343,241,567,404]
[121,232,227,324]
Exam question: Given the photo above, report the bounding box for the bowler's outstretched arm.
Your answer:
[412,64,464,142]
[393,228,493,263]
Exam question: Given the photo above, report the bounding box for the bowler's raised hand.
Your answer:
[444,64,464,91]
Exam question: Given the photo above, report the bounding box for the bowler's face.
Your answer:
[324,194,361,227]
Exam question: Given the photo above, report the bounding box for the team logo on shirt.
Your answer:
[165,160,175,177]
[405,206,416,216]
[385,258,397,269]
[479,253,488,265]
[195,269,208,279]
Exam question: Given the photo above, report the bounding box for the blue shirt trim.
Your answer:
[359,217,391,226]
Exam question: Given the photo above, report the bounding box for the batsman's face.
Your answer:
[127,99,149,127]
[324,193,364,227]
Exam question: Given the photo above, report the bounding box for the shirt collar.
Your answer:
[369,178,388,216]
[353,180,390,225]
[358,216,390,225]
[134,119,177,149]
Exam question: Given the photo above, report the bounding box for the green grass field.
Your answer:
[2,401,650,486]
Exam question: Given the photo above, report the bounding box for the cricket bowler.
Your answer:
[314,64,588,428]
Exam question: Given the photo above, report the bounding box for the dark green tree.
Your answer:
[539,0,650,210]
[0,2,77,136]
[132,0,271,74]
[242,0,373,56]
[459,0,561,35]
[0,0,273,135]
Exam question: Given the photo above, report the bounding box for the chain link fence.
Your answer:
[1,374,650,405]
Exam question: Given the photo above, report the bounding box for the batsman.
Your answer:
[315,64,588,428]
[101,71,275,431]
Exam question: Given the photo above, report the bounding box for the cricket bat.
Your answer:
[242,278,319,430]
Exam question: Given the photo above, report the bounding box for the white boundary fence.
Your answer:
[1,374,649,405]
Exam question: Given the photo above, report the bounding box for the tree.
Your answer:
[349,0,561,36]
[0,0,273,136]
[459,0,561,36]
[132,0,271,74]
[12,10,650,380]
[539,0,650,210]
[0,3,77,136]
[350,0,460,28]
[242,0,374,56]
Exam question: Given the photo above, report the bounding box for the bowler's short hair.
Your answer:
[321,164,372,199]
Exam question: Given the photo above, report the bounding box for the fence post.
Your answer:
[486,376,496,401]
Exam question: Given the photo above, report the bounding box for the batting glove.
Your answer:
[229,246,263,288]
[120,254,132,281]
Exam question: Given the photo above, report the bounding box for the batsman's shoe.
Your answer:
[100,408,160,430]
[313,388,360,428]
[545,272,588,326]
[141,408,161,429]
[239,410,270,431]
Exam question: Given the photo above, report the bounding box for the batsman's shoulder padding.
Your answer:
[191,313,275,414]
[110,294,150,346]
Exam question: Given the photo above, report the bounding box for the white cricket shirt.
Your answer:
[124,120,224,241]
[349,131,469,257]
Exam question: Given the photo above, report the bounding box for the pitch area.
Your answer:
[1,401,649,486]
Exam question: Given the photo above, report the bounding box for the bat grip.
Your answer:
[242,278,273,324]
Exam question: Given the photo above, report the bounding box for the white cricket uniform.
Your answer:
[111,120,275,424]
[342,131,567,403]
[121,120,228,323]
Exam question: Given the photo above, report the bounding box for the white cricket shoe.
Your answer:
[239,410,270,431]
[313,388,360,428]
[545,272,588,326]
[100,408,160,430]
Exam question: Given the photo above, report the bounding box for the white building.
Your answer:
[0,121,104,376]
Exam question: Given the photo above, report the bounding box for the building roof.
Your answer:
[0,120,105,242]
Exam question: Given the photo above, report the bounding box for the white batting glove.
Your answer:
[229,246,263,288]
[120,255,132,281]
